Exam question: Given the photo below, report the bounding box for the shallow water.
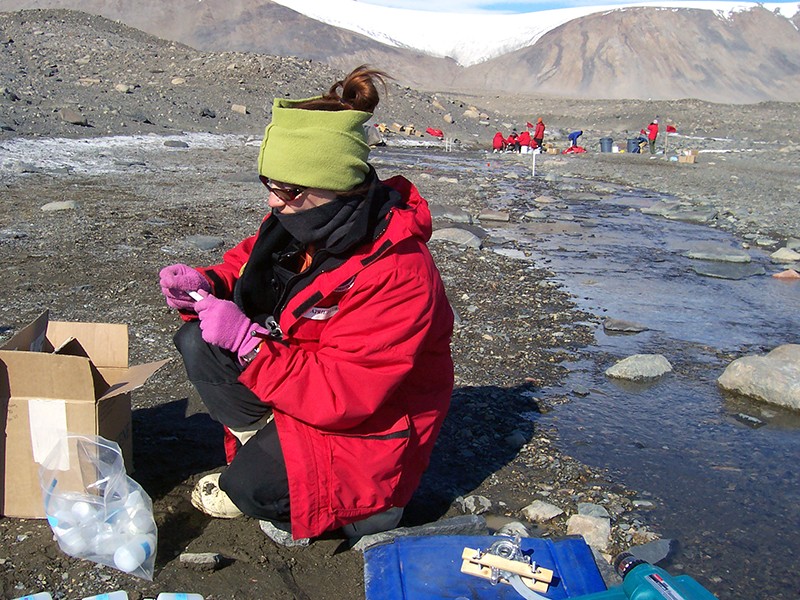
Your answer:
[380,147,800,598]
[483,158,799,599]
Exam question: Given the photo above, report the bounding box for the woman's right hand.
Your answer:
[159,263,211,311]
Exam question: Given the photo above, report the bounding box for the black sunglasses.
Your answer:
[259,176,307,203]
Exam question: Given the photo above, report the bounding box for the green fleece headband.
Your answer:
[257,97,372,191]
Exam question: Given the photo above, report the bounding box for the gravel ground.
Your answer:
[1,7,799,600]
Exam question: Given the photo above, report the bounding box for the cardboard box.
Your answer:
[0,311,167,518]
[547,148,558,154]
[678,154,696,164]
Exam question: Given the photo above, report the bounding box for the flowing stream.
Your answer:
[508,180,800,600]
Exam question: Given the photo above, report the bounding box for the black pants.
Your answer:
[174,321,290,522]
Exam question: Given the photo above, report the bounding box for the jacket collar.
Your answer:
[280,176,432,330]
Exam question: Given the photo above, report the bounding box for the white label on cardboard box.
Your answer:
[28,398,69,469]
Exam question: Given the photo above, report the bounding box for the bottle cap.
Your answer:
[613,552,647,579]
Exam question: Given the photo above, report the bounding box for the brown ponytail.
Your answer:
[294,65,391,113]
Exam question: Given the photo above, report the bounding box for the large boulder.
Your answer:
[718,344,800,410]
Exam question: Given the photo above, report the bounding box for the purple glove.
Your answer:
[159,263,211,311]
[194,291,267,363]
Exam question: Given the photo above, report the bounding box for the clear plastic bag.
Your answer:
[38,434,158,580]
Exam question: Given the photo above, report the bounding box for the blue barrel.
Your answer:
[599,137,613,153]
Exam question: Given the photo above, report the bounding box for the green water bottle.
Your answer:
[576,552,719,600]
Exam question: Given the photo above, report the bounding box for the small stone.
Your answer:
[566,514,611,551]
[186,235,224,250]
[577,503,610,519]
[773,269,800,279]
[478,209,510,222]
[179,552,223,571]
[42,200,77,212]
[459,495,492,514]
[430,227,482,249]
[521,500,563,522]
[59,107,88,126]
[605,354,672,381]
[770,247,800,263]
[572,385,590,397]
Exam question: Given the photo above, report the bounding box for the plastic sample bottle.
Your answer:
[55,525,90,555]
[71,500,100,523]
[113,534,156,573]
[156,594,205,600]
[81,592,129,600]
[12,593,53,600]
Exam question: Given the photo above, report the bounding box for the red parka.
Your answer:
[534,121,545,140]
[647,122,659,141]
[197,176,454,539]
[518,130,531,147]
[492,132,505,150]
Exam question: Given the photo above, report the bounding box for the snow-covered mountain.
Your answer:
[269,0,798,66]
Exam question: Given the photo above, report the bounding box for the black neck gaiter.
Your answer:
[272,197,358,245]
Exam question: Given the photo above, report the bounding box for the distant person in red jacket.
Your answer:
[492,131,505,152]
[646,118,659,154]
[506,129,520,153]
[518,129,532,152]
[533,117,545,150]
[159,66,454,547]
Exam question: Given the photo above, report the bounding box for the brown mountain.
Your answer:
[457,6,800,103]
[0,0,463,89]
[0,0,798,102]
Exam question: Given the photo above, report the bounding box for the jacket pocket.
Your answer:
[323,414,411,513]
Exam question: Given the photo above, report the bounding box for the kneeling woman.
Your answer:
[159,65,454,544]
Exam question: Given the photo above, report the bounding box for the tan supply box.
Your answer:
[678,154,697,164]
[0,311,167,518]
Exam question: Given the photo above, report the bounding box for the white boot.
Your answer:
[191,472,244,519]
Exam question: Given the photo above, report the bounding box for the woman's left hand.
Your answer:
[194,291,256,354]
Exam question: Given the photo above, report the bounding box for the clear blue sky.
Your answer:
[358,0,796,13]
